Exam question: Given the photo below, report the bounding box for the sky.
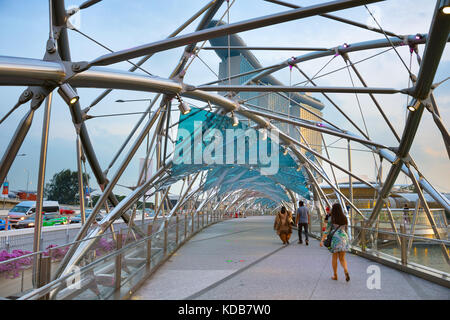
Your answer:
[0,0,449,200]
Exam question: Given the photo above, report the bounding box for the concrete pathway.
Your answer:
[131,216,450,300]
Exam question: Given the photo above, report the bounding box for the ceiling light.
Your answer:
[442,6,450,14]
[231,112,239,127]
[58,83,79,106]
[176,95,191,115]
[407,100,420,112]
[260,128,267,141]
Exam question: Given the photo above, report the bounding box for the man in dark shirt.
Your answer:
[295,201,310,245]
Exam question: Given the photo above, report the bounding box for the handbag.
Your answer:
[324,224,340,248]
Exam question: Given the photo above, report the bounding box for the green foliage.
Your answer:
[44,169,89,205]
[90,194,153,209]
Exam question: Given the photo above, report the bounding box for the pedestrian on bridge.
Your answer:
[295,201,310,245]
[320,203,350,282]
[274,206,292,245]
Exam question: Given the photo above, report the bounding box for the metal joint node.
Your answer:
[183,84,196,91]
[341,52,350,62]
[46,38,57,54]
[402,155,412,164]
[74,123,82,134]
[19,89,34,104]
[72,61,90,73]
[392,157,402,165]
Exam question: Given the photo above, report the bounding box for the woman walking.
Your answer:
[274,206,292,245]
[320,203,350,281]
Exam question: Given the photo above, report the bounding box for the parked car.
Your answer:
[42,213,68,226]
[60,207,75,215]
[144,208,155,217]
[14,213,68,229]
[15,214,37,229]
[69,212,103,224]
[0,218,11,230]
[7,201,60,228]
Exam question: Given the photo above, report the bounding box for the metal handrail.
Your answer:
[349,225,450,245]
[18,227,167,300]
[18,211,224,300]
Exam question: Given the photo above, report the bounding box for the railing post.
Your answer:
[163,220,168,257]
[320,216,324,239]
[197,211,200,230]
[360,221,366,252]
[176,214,179,245]
[206,211,209,225]
[400,223,407,266]
[115,233,123,290]
[38,253,51,300]
[146,224,152,268]
[184,213,187,241]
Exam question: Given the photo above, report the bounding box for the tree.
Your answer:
[91,194,126,207]
[45,169,89,205]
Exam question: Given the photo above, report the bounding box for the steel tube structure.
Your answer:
[1,1,449,297]
[87,0,383,67]
[364,1,450,230]
[32,92,53,288]
[195,85,405,95]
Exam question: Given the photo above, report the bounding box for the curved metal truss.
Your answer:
[0,0,449,290]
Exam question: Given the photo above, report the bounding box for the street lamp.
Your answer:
[24,168,30,198]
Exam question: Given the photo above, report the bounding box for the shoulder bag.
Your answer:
[323,224,340,248]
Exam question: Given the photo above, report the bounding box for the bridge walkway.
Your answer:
[131,216,449,300]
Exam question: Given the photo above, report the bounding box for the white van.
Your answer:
[7,201,60,228]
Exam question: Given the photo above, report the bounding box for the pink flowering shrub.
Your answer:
[0,249,33,279]
[94,238,115,256]
[44,245,70,261]
[0,244,71,279]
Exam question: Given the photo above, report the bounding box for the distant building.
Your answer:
[320,182,448,210]
[208,21,324,166]
[17,190,37,201]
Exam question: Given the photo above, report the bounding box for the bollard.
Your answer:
[163,220,168,257]
[176,214,179,245]
[360,221,366,252]
[191,213,194,234]
[400,224,407,266]
[202,212,204,228]
[146,224,152,268]
[115,233,123,290]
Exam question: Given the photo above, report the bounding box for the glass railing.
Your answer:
[308,208,449,282]
[3,210,229,300]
